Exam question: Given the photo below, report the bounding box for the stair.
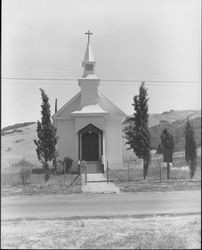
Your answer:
[87,173,107,182]
[81,173,120,194]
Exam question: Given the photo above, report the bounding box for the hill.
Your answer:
[149,116,201,151]
[1,110,201,168]
[1,123,39,169]
[1,122,35,136]
[149,109,201,127]
[123,109,201,154]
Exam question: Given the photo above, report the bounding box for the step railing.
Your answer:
[106,161,122,183]
[70,161,87,185]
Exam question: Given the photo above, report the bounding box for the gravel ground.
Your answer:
[1,214,201,249]
[1,183,81,196]
[117,179,201,192]
[1,179,201,197]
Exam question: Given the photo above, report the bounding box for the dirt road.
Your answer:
[2,191,201,220]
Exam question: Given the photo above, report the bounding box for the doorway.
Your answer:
[79,123,103,173]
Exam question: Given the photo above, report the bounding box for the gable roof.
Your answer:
[98,92,127,117]
[52,91,127,120]
[71,103,108,116]
[52,91,81,119]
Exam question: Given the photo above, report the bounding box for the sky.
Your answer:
[2,0,201,128]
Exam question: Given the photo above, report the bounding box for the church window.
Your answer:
[85,64,93,71]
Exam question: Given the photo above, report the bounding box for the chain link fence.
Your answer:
[105,151,201,183]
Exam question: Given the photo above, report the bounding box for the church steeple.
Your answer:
[78,31,100,107]
[82,30,96,77]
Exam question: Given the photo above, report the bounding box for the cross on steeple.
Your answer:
[85,30,93,43]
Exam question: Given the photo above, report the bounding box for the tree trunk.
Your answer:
[167,162,170,179]
[44,162,50,182]
[143,159,146,180]
[53,158,57,175]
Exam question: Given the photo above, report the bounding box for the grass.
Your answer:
[1,183,82,196]
[105,157,201,182]
[116,179,201,192]
[1,214,201,249]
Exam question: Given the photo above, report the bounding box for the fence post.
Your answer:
[107,161,109,183]
[157,154,161,183]
[167,162,170,180]
[85,163,87,184]
[63,161,65,185]
[30,166,32,184]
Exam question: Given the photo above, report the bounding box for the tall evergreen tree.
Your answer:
[124,82,151,179]
[185,118,197,179]
[160,129,174,179]
[34,89,58,182]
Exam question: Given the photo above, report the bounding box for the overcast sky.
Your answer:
[2,0,201,128]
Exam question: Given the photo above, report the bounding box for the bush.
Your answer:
[2,159,33,185]
[32,168,45,174]
[13,159,34,168]
[19,167,31,185]
[32,168,55,174]
[57,156,73,174]
[63,156,73,173]
[13,159,33,185]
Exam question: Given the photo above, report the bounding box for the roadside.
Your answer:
[1,214,200,249]
[2,191,201,220]
[1,179,200,196]
[116,179,201,192]
[1,183,81,197]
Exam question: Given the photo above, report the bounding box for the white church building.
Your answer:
[53,32,127,173]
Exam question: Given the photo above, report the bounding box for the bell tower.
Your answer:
[82,30,96,77]
[78,31,100,107]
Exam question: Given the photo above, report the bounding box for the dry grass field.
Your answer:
[1,122,201,195]
[1,123,39,169]
[1,214,201,249]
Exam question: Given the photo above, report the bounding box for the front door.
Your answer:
[82,132,99,161]
[79,123,103,173]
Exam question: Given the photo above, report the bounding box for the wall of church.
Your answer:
[56,119,77,168]
[104,117,124,170]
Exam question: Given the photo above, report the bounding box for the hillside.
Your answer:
[123,109,201,153]
[1,123,39,169]
[148,109,201,127]
[149,116,201,151]
[1,110,201,168]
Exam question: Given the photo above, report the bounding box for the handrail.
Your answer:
[107,161,122,182]
[70,161,87,185]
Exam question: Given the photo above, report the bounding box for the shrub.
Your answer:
[64,156,73,173]
[1,159,33,185]
[32,168,55,174]
[32,168,45,174]
[13,159,33,185]
[13,159,34,168]
[19,167,31,185]
[57,156,73,174]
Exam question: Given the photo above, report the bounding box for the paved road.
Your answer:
[2,191,201,220]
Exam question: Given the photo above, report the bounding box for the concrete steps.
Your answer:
[81,173,120,194]
[87,173,107,182]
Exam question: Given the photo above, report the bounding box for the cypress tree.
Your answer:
[160,129,174,179]
[34,89,58,182]
[124,82,151,179]
[185,119,197,179]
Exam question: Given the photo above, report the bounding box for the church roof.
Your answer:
[52,91,127,120]
[83,42,95,63]
[71,103,108,116]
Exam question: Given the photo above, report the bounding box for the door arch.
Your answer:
[78,123,103,173]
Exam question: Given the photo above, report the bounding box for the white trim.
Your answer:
[52,91,81,119]
[98,92,127,117]
[52,90,127,120]
[53,117,73,120]
[71,112,108,117]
